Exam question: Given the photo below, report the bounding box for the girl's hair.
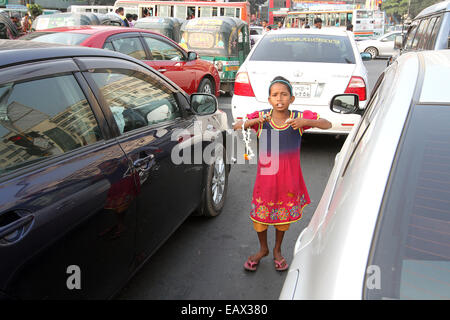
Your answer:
[269,76,293,96]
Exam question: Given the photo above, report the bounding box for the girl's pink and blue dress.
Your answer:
[246,109,319,226]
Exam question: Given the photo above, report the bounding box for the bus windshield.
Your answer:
[182,30,238,57]
[181,18,241,57]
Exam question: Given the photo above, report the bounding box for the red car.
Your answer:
[22,26,220,96]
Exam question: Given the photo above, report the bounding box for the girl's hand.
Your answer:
[258,113,271,124]
[285,117,308,130]
[285,117,332,131]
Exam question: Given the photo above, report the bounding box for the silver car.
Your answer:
[280,50,450,300]
[357,31,402,58]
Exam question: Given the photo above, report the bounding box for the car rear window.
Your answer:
[22,32,90,45]
[250,34,355,64]
[365,105,450,300]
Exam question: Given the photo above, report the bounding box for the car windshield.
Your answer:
[250,34,356,64]
[22,32,90,45]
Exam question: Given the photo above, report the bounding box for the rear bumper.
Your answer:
[231,95,366,135]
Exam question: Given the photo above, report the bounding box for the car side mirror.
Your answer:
[394,35,403,49]
[187,51,198,61]
[190,93,217,115]
[360,52,372,61]
[330,94,360,115]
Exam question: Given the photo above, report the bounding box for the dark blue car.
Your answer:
[0,40,230,299]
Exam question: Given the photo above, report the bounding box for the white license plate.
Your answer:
[293,84,311,98]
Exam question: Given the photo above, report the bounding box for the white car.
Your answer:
[357,31,402,58]
[231,28,370,134]
[279,50,450,300]
[250,26,264,46]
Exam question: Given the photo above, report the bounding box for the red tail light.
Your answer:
[344,76,366,101]
[234,72,255,97]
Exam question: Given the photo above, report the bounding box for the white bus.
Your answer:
[113,0,250,23]
[67,5,115,14]
[285,9,385,39]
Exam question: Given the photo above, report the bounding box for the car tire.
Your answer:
[198,78,214,95]
[365,47,379,59]
[202,143,228,217]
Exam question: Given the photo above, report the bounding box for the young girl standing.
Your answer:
[233,76,332,271]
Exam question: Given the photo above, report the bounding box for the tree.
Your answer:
[409,0,443,17]
[28,4,43,19]
[383,0,443,22]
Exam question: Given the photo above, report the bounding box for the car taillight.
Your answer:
[344,76,366,101]
[234,72,255,97]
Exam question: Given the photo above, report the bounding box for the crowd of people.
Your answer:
[0,11,33,39]
[113,7,138,27]
[256,17,353,32]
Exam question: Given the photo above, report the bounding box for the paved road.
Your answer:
[116,59,387,300]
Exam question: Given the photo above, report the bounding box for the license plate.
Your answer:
[293,84,311,98]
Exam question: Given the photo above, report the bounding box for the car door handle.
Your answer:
[157,68,167,73]
[133,154,155,172]
[0,213,34,243]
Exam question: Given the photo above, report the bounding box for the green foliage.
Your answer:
[383,0,443,21]
[28,4,43,19]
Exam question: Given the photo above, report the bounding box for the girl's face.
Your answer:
[268,83,295,112]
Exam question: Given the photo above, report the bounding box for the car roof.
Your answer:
[416,0,450,19]
[0,39,138,69]
[394,50,450,104]
[413,50,450,104]
[268,28,352,37]
[32,25,160,36]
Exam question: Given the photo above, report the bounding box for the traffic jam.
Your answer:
[0,0,449,302]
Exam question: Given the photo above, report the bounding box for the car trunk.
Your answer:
[247,61,356,106]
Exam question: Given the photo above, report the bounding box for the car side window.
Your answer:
[110,37,147,60]
[384,33,397,42]
[0,74,102,176]
[429,15,442,49]
[103,42,114,51]
[411,19,428,50]
[88,69,181,134]
[143,37,185,61]
[420,16,437,50]
[404,21,419,49]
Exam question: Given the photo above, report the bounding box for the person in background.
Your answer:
[346,24,354,32]
[126,14,134,27]
[6,13,22,39]
[11,13,22,31]
[21,13,31,33]
[262,20,269,33]
[313,17,322,29]
[277,21,283,29]
[114,7,129,27]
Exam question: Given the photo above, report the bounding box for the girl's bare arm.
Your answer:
[285,117,332,131]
